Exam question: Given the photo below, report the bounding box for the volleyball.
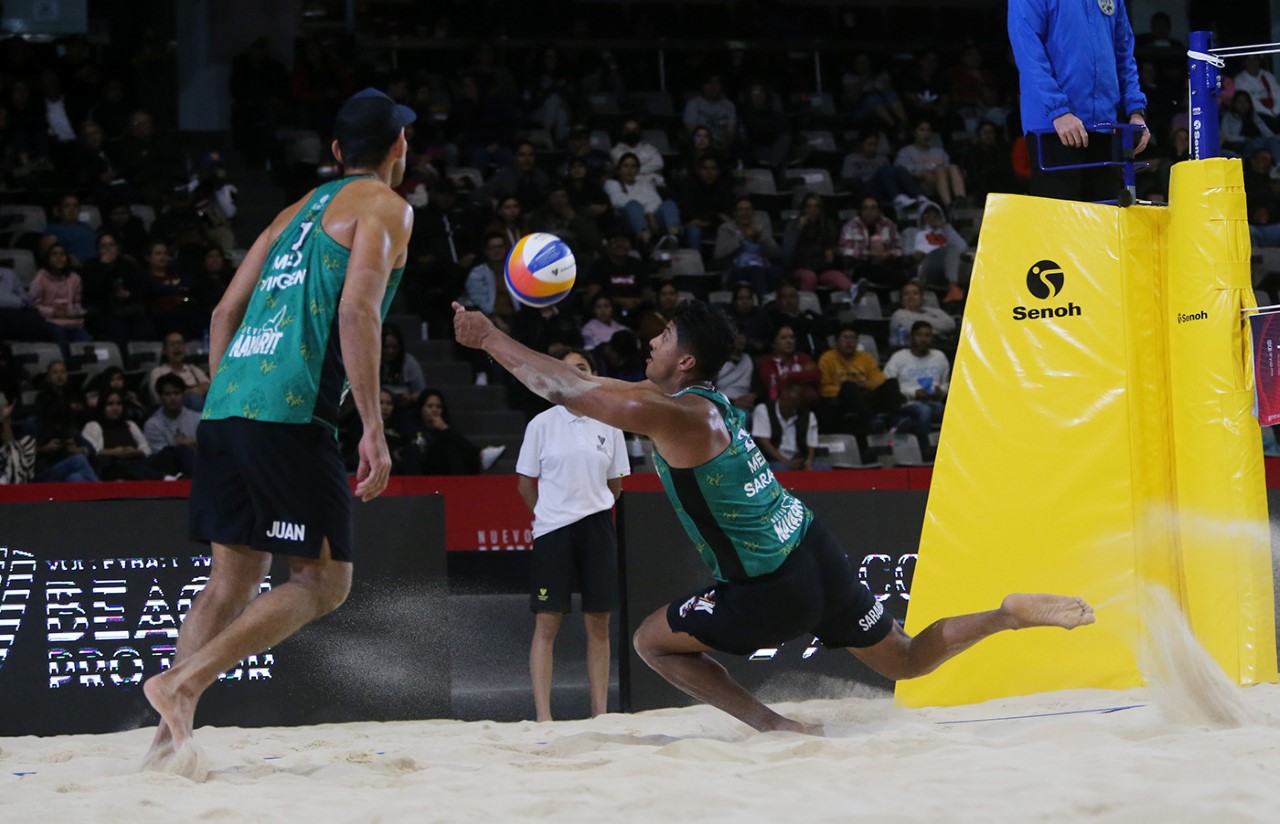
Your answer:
[504,233,576,308]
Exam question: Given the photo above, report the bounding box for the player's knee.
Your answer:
[631,615,663,663]
[295,565,351,616]
[316,574,351,615]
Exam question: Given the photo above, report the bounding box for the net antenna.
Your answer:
[1189,33,1280,160]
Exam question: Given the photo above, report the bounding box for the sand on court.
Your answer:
[1,680,1278,823]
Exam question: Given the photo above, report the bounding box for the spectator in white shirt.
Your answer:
[883,321,950,459]
[751,382,823,471]
[516,350,629,721]
[610,118,664,184]
[1235,56,1280,128]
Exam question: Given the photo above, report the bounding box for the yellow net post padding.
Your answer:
[896,159,1276,707]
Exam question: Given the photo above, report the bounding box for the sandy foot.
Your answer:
[1002,594,1095,630]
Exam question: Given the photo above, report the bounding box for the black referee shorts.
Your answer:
[189,417,354,562]
[530,509,619,614]
[665,519,895,655]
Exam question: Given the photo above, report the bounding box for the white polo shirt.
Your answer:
[750,402,819,460]
[517,406,629,538]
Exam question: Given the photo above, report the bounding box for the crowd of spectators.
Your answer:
[0,13,1274,482]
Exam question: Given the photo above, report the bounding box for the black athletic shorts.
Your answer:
[189,418,354,562]
[530,509,619,614]
[665,519,895,655]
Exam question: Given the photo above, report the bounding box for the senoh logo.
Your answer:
[1013,258,1082,322]
[1025,259,1064,299]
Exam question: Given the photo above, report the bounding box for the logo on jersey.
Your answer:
[678,589,717,618]
[227,306,287,359]
[858,600,886,632]
[1097,0,1115,15]
[259,269,306,292]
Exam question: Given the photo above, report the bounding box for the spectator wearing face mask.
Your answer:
[610,118,664,185]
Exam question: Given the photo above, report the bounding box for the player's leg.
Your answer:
[530,611,564,722]
[582,611,610,717]
[528,526,574,722]
[174,543,272,662]
[577,511,618,718]
[144,541,352,748]
[847,594,1094,681]
[633,606,805,734]
[146,542,270,761]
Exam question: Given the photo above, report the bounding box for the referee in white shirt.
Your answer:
[516,349,630,722]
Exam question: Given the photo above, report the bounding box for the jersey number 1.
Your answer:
[291,221,315,252]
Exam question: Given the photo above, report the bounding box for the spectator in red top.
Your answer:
[755,323,821,406]
[142,240,198,338]
[839,196,908,292]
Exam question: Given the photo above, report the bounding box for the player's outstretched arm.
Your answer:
[453,302,680,436]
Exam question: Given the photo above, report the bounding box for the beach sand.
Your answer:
[2,682,1279,823]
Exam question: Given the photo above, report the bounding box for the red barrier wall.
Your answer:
[3,459,1274,551]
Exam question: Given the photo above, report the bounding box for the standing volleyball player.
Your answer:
[455,300,1094,733]
[143,88,415,763]
[517,349,629,721]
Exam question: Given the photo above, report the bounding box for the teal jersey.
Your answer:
[203,176,405,431]
[652,386,813,582]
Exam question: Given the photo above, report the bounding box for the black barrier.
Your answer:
[0,496,450,736]
[619,490,927,712]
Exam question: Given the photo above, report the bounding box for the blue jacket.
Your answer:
[1009,0,1147,134]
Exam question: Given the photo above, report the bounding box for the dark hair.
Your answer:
[672,300,735,380]
[910,320,934,334]
[95,388,125,422]
[417,387,451,423]
[836,321,859,337]
[85,365,128,400]
[381,322,407,384]
[616,151,640,170]
[42,243,69,271]
[559,347,596,375]
[155,373,186,395]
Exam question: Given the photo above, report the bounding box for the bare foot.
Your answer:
[141,722,174,771]
[143,672,196,754]
[1001,594,1095,630]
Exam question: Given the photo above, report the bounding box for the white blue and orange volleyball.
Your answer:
[504,233,576,307]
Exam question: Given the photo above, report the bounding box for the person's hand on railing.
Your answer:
[1129,113,1150,154]
[1052,112,1089,148]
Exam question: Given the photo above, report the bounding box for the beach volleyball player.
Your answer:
[143,88,415,762]
[454,299,1095,732]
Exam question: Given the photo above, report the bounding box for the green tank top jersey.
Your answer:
[651,386,813,582]
[203,176,405,431]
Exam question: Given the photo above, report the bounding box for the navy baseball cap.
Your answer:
[333,87,416,148]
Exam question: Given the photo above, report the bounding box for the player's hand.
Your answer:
[1053,112,1088,149]
[354,428,391,502]
[1130,114,1150,154]
[452,301,494,349]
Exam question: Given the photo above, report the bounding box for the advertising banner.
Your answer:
[0,497,450,736]
[1250,310,1280,426]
